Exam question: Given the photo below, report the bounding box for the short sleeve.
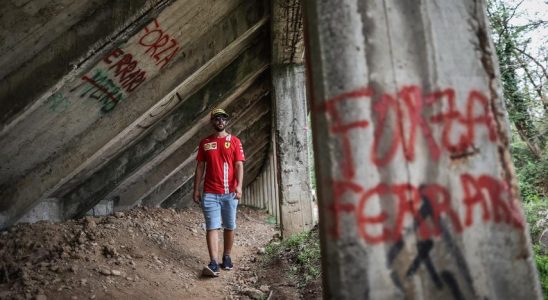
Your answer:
[234,138,245,161]
[196,140,205,161]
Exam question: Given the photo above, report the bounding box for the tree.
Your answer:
[487,0,547,159]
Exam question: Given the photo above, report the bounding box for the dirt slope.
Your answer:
[0,206,306,299]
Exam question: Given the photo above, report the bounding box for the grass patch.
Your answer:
[266,215,277,225]
[263,227,321,287]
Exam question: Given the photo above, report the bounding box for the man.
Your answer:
[193,108,245,277]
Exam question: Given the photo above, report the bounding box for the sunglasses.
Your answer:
[212,116,228,122]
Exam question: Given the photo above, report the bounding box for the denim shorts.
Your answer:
[201,193,238,230]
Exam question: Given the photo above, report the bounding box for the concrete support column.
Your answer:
[272,65,315,236]
[267,153,274,215]
[251,185,256,207]
[273,139,281,224]
[260,173,265,208]
[303,0,541,299]
[271,0,314,236]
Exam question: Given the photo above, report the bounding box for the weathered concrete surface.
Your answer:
[0,0,167,125]
[0,0,271,228]
[271,0,305,65]
[303,0,541,299]
[271,0,314,237]
[272,65,315,236]
[16,198,62,224]
[61,41,269,218]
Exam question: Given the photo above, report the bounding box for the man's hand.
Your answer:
[193,190,201,205]
[235,186,242,200]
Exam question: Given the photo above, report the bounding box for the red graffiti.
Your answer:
[103,48,147,93]
[322,87,372,179]
[139,19,181,69]
[320,85,498,175]
[327,174,523,244]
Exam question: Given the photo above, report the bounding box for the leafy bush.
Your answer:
[511,141,548,297]
[511,142,548,202]
[533,245,548,299]
[523,200,548,242]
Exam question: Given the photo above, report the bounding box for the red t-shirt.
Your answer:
[196,134,245,194]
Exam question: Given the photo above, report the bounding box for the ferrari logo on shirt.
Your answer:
[224,142,231,149]
[204,142,217,151]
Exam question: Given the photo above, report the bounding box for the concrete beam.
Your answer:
[0,0,167,125]
[57,14,269,197]
[0,0,268,228]
[61,42,269,218]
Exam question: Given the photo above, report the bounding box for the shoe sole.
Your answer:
[221,265,233,270]
[202,266,220,277]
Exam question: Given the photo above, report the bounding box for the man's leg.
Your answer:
[202,193,221,276]
[223,229,234,256]
[207,229,219,262]
[220,193,238,269]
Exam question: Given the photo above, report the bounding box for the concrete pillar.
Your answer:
[258,174,263,208]
[250,184,254,207]
[271,0,314,236]
[259,174,264,208]
[303,0,541,299]
[262,172,267,209]
[253,181,257,207]
[273,142,281,224]
[272,65,315,236]
[267,154,274,214]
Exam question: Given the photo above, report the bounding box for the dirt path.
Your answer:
[0,206,301,299]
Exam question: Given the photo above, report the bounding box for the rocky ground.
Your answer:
[0,206,318,299]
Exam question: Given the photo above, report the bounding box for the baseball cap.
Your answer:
[210,108,229,118]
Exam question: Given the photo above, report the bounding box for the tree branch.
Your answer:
[515,47,548,80]
[513,51,545,102]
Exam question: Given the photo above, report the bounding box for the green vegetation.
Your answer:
[534,244,548,299]
[488,0,547,297]
[263,228,321,287]
[266,215,277,225]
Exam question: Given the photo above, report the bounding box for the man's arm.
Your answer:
[193,161,205,204]
[234,161,244,199]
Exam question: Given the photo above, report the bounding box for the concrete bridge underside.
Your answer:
[0,0,542,299]
[0,0,308,228]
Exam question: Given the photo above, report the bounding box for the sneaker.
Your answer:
[220,255,233,270]
[202,261,220,277]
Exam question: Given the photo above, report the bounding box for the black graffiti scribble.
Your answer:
[440,271,465,300]
[419,185,477,299]
[405,239,443,287]
[386,185,473,300]
[387,239,405,292]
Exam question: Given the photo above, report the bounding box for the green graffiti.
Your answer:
[46,93,69,112]
[72,68,126,113]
